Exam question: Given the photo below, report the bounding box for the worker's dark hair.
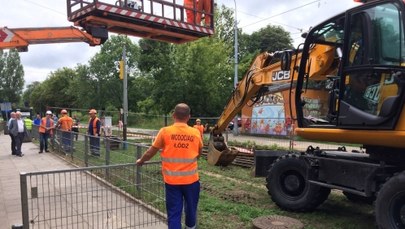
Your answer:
[174,103,190,120]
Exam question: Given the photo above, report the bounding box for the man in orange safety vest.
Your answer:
[136,103,203,229]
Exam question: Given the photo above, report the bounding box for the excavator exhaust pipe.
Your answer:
[207,134,239,166]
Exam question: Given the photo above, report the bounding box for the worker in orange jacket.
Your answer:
[137,103,203,229]
[87,109,101,156]
[57,109,73,153]
[38,111,54,153]
[196,0,211,26]
[184,0,197,24]
[193,118,207,139]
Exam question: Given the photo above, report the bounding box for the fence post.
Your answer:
[57,129,62,152]
[136,145,142,192]
[105,137,110,180]
[20,172,29,229]
[51,130,55,151]
[84,135,89,167]
[70,131,74,159]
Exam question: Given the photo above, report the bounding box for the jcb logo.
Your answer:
[272,71,290,81]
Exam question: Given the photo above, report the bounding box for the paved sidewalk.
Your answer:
[0,133,166,229]
[0,134,75,227]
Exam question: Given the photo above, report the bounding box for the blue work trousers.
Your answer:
[89,135,100,155]
[39,132,50,152]
[165,180,200,229]
[61,131,72,153]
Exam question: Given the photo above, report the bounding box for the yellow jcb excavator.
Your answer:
[208,43,336,165]
[208,0,405,228]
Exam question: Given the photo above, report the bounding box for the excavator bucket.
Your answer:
[207,134,239,166]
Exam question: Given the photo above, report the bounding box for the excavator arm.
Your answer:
[213,51,298,135]
[0,26,104,52]
[208,44,337,166]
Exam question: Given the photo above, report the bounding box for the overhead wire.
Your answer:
[235,8,303,32]
[24,0,65,16]
[239,0,321,29]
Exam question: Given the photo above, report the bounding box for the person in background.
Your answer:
[53,114,58,127]
[38,111,54,153]
[32,113,41,139]
[8,112,17,155]
[88,109,101,156]
[33,113,41,126]
[196,0,211,26]
[184,0,197,24]
[193,118,207,140]
[24,116,33,140]
[72,114,80,141]
[57,109,73,153]
[136,103,203,229]
[8,111,27,157]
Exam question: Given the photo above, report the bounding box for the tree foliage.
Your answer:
[0,49,25,105]
[20,5,294,120]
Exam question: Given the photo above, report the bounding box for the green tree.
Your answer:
[138,39,175,113]
[30,67,76,112]
[67,64,94,109]
[242,25,293,54]
[23,81,41,108]
[172,38,233,117]
[0,49,25,104]
[89,35,139,111]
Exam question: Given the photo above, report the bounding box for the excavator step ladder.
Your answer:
[67,0,214,44]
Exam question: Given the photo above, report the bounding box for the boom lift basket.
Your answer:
[67,0,214,44]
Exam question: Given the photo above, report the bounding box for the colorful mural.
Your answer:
[248,93,292,136]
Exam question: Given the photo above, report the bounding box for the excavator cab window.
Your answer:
[337,2,405,129]
[296,1,405,130]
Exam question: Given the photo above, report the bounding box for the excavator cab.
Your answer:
[294,1,405,149]
[66,0,214,44]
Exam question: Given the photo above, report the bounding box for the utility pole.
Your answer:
[122,46,128,143]
[233,0,239,136]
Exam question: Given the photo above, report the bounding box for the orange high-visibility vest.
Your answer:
[39,117,54,134]
[193,124,204,137]
[58,116,73,131]
[89,117,100,135]
[153,123,202,185]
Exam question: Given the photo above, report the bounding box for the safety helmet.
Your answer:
[196,119,201,122]
[46,111,52,115]
[61,109,68,114]
[89,109,97,114]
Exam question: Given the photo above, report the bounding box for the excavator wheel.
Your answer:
[375,171,405,229]
[266,153,330,212]
[207,134,238,166]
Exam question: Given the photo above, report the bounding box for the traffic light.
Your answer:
[119,60,124,80]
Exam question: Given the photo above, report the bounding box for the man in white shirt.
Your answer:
[9,111,27,157]
[7,112,16,155]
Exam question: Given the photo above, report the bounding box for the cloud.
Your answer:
[2,0,360,88]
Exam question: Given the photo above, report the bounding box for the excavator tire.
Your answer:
[266,153,330,212]
[375,171,405,229]
[207,135,238,166]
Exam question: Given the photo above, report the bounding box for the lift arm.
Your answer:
[0,26,103,52]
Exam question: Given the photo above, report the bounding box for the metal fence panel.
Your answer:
[20,163,166,229]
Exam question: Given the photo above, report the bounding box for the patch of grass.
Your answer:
[47,137,376,229]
